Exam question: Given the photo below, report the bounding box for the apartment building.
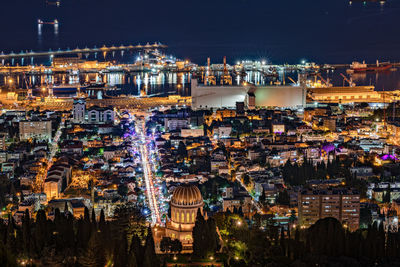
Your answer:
[298,188,360,231]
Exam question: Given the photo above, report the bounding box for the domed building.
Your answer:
[165,184,204,250]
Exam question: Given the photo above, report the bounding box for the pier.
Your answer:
[0,42,167,63]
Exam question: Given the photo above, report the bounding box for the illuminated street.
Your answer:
[134,113,162,225]
[34,120,64,193]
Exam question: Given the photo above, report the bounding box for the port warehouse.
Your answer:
[191,78,306,110]
[191,79,400,110]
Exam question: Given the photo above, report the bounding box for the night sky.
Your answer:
[0,0,399,64]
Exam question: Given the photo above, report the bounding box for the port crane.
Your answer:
[340,73,356,87]
[220,56,232,85]
[204,57,216,85]
[316,73,332,87]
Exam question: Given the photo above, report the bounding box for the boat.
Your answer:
[348,60,392,73]
[51,84,88,95]
[38,19,59,25]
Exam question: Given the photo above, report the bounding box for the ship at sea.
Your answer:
[305,72,400,104]
[347,60,392,73]
[51,84,88,96]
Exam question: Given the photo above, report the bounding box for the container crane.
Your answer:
[220,56,232,85]
[204,57,216,85]
[340,73,356,87]
[316,73,332,87]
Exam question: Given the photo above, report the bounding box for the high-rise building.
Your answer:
[19,120,52,141]
[298,188,360,231]
[323,117,336,132]
[0,134,6,150]
[73,98,86,123]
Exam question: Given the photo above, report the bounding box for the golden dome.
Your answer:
[171,185,203,206]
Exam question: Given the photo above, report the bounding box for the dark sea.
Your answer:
[0,0,400,94]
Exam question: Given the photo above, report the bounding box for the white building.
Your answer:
[72,99,115,124]
[191,78,305,110]
[73,99,86,123]
[19,120,52,141]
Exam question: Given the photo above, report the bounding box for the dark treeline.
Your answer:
[192,209,221,258]
[282,157,344,185]
[280,217,400,267]
[282,157,368,197]
[215,210,400,267]
[0,205,159,267]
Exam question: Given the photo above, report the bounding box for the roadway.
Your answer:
[235,175,263,214]
[134,115,162,225]
[35,120,64,192]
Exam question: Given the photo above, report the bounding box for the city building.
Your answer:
[73,98,86,123]
[165,185,204,251]
[87,106,115,124]
[191,78,305,110]
[19,120,52,141]
[298,188,360,231]
[72,100,115,124]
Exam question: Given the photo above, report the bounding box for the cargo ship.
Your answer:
[37,19,59,25]
[347,60,392,73]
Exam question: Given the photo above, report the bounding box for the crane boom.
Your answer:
[317,73,328,85]
[287,77,297,85]
[340,73,355,87]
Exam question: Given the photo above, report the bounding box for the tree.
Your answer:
[99,209,106,231]
[171,239,183,254]
[142,227,159,267]
[177,141,187,159]
[129,235,142,266]
[242,173,251,186]
[118,184,128,197]
[259,188,266,205]
[5,216,17,256]
[91,208,97,229]
[79,230,105,267]
[192,209,207,257]
[113,233,128,267]
[0,241,16,267]
[275,190,290,206]
[383,184,391,203]
[21,209,31,256]
[160,237,172,254]
[127,243,138,267]
[207,217,220,252]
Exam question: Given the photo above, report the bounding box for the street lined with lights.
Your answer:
[133,114,162,225]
